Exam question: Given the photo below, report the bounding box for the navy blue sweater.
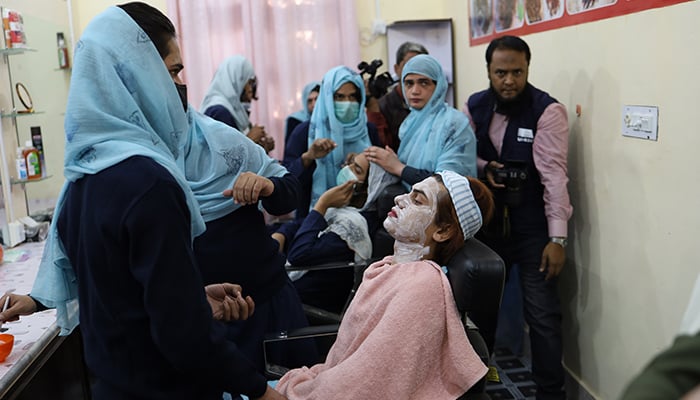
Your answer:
[57,156,267,400]
[194,173,300,304]
[204,104,242,131]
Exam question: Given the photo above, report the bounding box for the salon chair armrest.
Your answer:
[263,324,340,379]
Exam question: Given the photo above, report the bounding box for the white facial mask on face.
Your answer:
[383,178,440,263]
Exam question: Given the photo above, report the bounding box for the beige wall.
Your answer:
[359,1,699,398]
[72,0,167,38]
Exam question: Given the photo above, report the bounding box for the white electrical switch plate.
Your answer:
[622,105,659,141]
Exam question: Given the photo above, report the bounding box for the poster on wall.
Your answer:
[469,0,692,46]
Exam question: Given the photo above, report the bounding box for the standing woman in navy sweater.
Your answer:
[30,3,287,399]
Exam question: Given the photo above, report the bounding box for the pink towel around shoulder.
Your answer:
[277,256,488,399]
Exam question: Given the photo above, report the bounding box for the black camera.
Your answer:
[358,59,395,100]
[491,160,528,207]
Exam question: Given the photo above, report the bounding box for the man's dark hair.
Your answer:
[395,41,429,65]
[485,35,531,66]
[118,2,175,58]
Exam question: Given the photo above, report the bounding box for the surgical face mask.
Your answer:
[175,83,188,112]
[334,101,360,123]
[336,165,358,186]
[242,102,252,115]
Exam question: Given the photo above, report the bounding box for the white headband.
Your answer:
[437,171,483,240]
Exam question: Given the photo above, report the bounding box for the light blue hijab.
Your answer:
[31,6,286,334]
[397,54,476,181]
[200,55,255,131]
[185,112,287,223]
[309,66,371,208]
[287,80,320,126]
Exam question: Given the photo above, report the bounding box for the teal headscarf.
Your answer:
[397,54,476,181]
[185,112,287,223]
[309,66,371,208]
[200,55,255,131]
[31,6,287,334]
[287,80,320,126]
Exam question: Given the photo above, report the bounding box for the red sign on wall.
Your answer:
[469,0,692,46]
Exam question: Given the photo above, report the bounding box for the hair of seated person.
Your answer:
[431,174,464,266]
[467,177,495,225]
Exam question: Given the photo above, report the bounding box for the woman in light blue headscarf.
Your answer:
[27,4,305,399]
[201,55,274,152]
[284,80,320,143]
[364,54,476,187]
[282,66,381,221]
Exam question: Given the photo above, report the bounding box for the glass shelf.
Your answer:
[10,175,53,185]
[0,47,37,56]
[0,110,44,118]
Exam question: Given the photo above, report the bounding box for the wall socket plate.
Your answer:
[622,105,659,141]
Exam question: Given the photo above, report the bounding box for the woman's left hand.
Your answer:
[205,283,255,321]
[364,145,404,176]
[223,172,274,205]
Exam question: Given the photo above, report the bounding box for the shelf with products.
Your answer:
[0,44,43,224]
[0,48,37,56]
[0,110,44,119]
[10,175,52,186]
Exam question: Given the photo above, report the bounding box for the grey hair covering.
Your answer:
[437,171,483,240]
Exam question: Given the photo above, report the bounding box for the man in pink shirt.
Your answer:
[464,35,572,400]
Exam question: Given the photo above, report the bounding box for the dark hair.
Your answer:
[485,35,531,67]
[118,2,175,59]
[311,84,320,93]
[468,177,495,226]
[395,41,429,65]
[431,175,495,265]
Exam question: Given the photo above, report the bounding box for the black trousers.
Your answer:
[481,230,566,400]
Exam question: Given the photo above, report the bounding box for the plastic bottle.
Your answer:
[15,147,27,181]
[30,126,46,177]
[57,32,69,69]
[23,141,41,180]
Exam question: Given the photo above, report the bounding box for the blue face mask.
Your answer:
[334,101,360,123]
[336,165,358,186]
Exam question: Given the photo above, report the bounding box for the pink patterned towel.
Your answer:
[277,256,488,399]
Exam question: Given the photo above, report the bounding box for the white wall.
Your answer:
[358,1,700,398]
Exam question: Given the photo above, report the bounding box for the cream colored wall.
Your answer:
[72,0,167,38]
[359,1,700,398]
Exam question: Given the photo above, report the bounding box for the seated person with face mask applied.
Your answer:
[276,171,491,399]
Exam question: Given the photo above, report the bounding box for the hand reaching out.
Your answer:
[223,172,274,205]
[363,145,404,176]
[302,139,336,167]
[205,283,255,321]
[0,293,38,324]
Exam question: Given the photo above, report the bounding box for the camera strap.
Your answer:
[502,205,511,239]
